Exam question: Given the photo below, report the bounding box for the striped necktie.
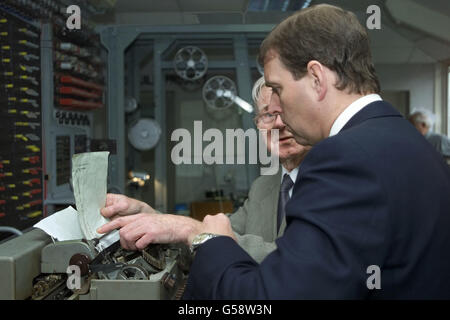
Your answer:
[277,174,294,232]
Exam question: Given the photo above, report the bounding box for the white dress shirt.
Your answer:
[329,94,382,137]
[281,165,299,198]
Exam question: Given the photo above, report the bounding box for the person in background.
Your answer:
[408,109,450,159]
[229,76,309,262]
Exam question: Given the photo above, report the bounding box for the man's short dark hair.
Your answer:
[259,4,380,95]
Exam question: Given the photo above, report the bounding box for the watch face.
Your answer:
[191,233,218,252]
[194,233,211,245]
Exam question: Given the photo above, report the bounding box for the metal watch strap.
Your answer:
[190,233,220,253]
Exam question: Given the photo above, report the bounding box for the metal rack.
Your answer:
[1,1,107,232]
[42,15,106,215]
[0,8,43,235]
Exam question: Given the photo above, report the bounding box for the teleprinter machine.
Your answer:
[0,229,191,300]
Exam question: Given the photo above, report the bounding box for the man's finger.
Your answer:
[120,234,131,251]
[105,193,122,206]
[101,202,128,218]
[97,215,132,234]
[100,207,112,218]
[136,233,152,251]
[104,194,115,206]
[97,214,144,234]
[119,222,144,251]
[97,220,119,234]
[100,205,118,218]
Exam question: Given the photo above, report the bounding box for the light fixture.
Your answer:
[127,170,150,187]
[223,90,254,113]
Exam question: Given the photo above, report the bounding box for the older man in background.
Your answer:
[408,109,450,159]
[229,76,309,262]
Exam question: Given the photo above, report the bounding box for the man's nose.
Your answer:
[268,92,282,114]
[272,113,286,130]
[268,94,285,129]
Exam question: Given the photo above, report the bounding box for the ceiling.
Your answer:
[111,0,449,15]
[114,0,250,13]
[94,0,450,64]
[410,0,450,17]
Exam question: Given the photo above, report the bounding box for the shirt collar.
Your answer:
[329,94,382,137]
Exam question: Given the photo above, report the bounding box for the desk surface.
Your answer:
[190,200,234,221]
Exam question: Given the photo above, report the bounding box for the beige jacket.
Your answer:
[229,168,286,263]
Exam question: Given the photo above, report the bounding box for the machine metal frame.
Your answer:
[41,23,94,214]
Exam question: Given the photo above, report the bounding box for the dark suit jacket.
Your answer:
[184,101,450,299]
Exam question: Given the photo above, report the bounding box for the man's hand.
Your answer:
[187,213,237,245]
[100,193,155,220]
[97,213,202,250]
[97,212,236,251]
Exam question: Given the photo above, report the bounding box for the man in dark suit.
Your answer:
[180,4,450,299]
[100,4,450,299]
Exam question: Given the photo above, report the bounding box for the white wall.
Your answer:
[376,63,435,114]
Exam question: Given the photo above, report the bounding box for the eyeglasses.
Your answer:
[255,111,282,125]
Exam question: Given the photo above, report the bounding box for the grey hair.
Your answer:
[251,76,266,113]
[409,108,435,129]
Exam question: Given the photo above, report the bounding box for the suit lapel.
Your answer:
[263,168,281,239]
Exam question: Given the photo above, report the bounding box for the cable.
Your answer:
[0,226,23,236]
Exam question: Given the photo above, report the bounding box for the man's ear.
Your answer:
[306,60,327,101]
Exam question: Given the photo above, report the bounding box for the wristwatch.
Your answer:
[190,233,220,253]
